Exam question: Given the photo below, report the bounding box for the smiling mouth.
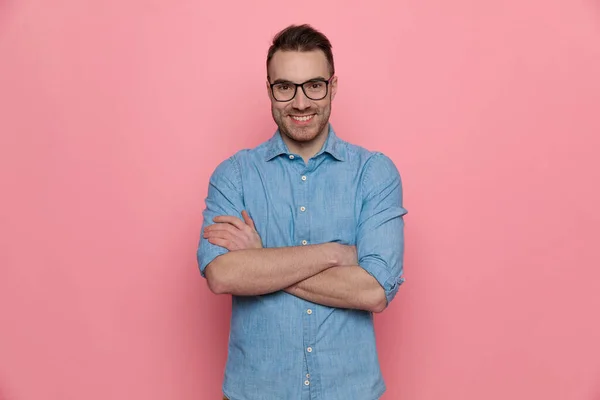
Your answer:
[290,114,315,122]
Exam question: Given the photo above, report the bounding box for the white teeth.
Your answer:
[292,115,314,122]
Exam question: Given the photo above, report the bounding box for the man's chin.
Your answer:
[285,127,320,142]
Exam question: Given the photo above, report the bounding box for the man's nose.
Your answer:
[291,88,310,110]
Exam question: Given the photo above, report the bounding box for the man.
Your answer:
[197,24,407,400]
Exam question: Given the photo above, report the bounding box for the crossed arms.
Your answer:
[197,155,407,313]
[203,212,388,312]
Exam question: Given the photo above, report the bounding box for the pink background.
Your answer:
[1,0,600,399]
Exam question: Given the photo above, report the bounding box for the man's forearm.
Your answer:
[205,243,342,296]
[285,266,387,313]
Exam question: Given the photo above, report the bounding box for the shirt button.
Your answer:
[289,155,294,159]
[307,347,313,353]
[306,309,312,315]
[300,206,306,212]
[304,380,310,386]
[306,374,310,378]
[302,240,308,245]
[301,175,307,181]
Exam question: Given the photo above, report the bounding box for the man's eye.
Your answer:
[277,84,291,91]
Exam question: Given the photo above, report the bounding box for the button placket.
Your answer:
[298,171,309,248]
[298,166,315,393]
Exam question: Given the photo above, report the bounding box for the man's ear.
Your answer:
[266,75,275,101]
[330,76,338,100]
[266,79,271,99]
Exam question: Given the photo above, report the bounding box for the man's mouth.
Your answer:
[290,114,315,122]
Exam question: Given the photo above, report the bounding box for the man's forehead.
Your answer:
[268,50,330,81]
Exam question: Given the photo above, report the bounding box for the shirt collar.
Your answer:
[264,124,346,162]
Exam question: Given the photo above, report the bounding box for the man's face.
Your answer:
[267,50,337,145]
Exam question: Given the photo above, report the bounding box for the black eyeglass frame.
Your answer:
[268,76,335,102]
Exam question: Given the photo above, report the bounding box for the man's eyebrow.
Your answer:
[272,76,328,84]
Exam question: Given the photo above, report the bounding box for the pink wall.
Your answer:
[1,0,599,399]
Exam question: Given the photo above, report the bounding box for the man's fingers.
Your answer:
[205,228,237,243]
[206,237,236,250]
[213,215,246,230]
[205,223,239,236]
[241,210,256,230]
[205,230,244,251]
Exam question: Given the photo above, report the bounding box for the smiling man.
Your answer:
[197,24,408,400]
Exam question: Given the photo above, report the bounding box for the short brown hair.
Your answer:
[266,24,335,76]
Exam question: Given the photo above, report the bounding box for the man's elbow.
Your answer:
[368,287,388,313]
[204,259,230,295]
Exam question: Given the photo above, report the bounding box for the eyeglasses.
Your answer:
[269,76,334,102]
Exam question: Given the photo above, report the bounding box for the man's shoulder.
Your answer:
[209,136,273,177]
[342,138,398,171]
[337,137,402,192]
[343,139,375,158]
[228,136,274,162]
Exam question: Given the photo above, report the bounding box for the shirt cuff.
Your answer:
[360,257,405,305]
[197,243,229,278]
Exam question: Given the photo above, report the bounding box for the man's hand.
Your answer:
[204,210,358,267]
[203,210,263,251]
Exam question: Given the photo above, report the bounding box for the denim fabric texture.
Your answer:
[197,125,407,400]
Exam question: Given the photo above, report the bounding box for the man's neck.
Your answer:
[282,127,329,164]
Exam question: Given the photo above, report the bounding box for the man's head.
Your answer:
[266,25,337,150]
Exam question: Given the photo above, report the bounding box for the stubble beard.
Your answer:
[273,103,331,145]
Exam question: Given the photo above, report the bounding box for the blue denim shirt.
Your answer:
[197,125,407,400]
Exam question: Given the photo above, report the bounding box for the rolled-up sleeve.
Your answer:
[357,153,408,306]
[196,156,244,277]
